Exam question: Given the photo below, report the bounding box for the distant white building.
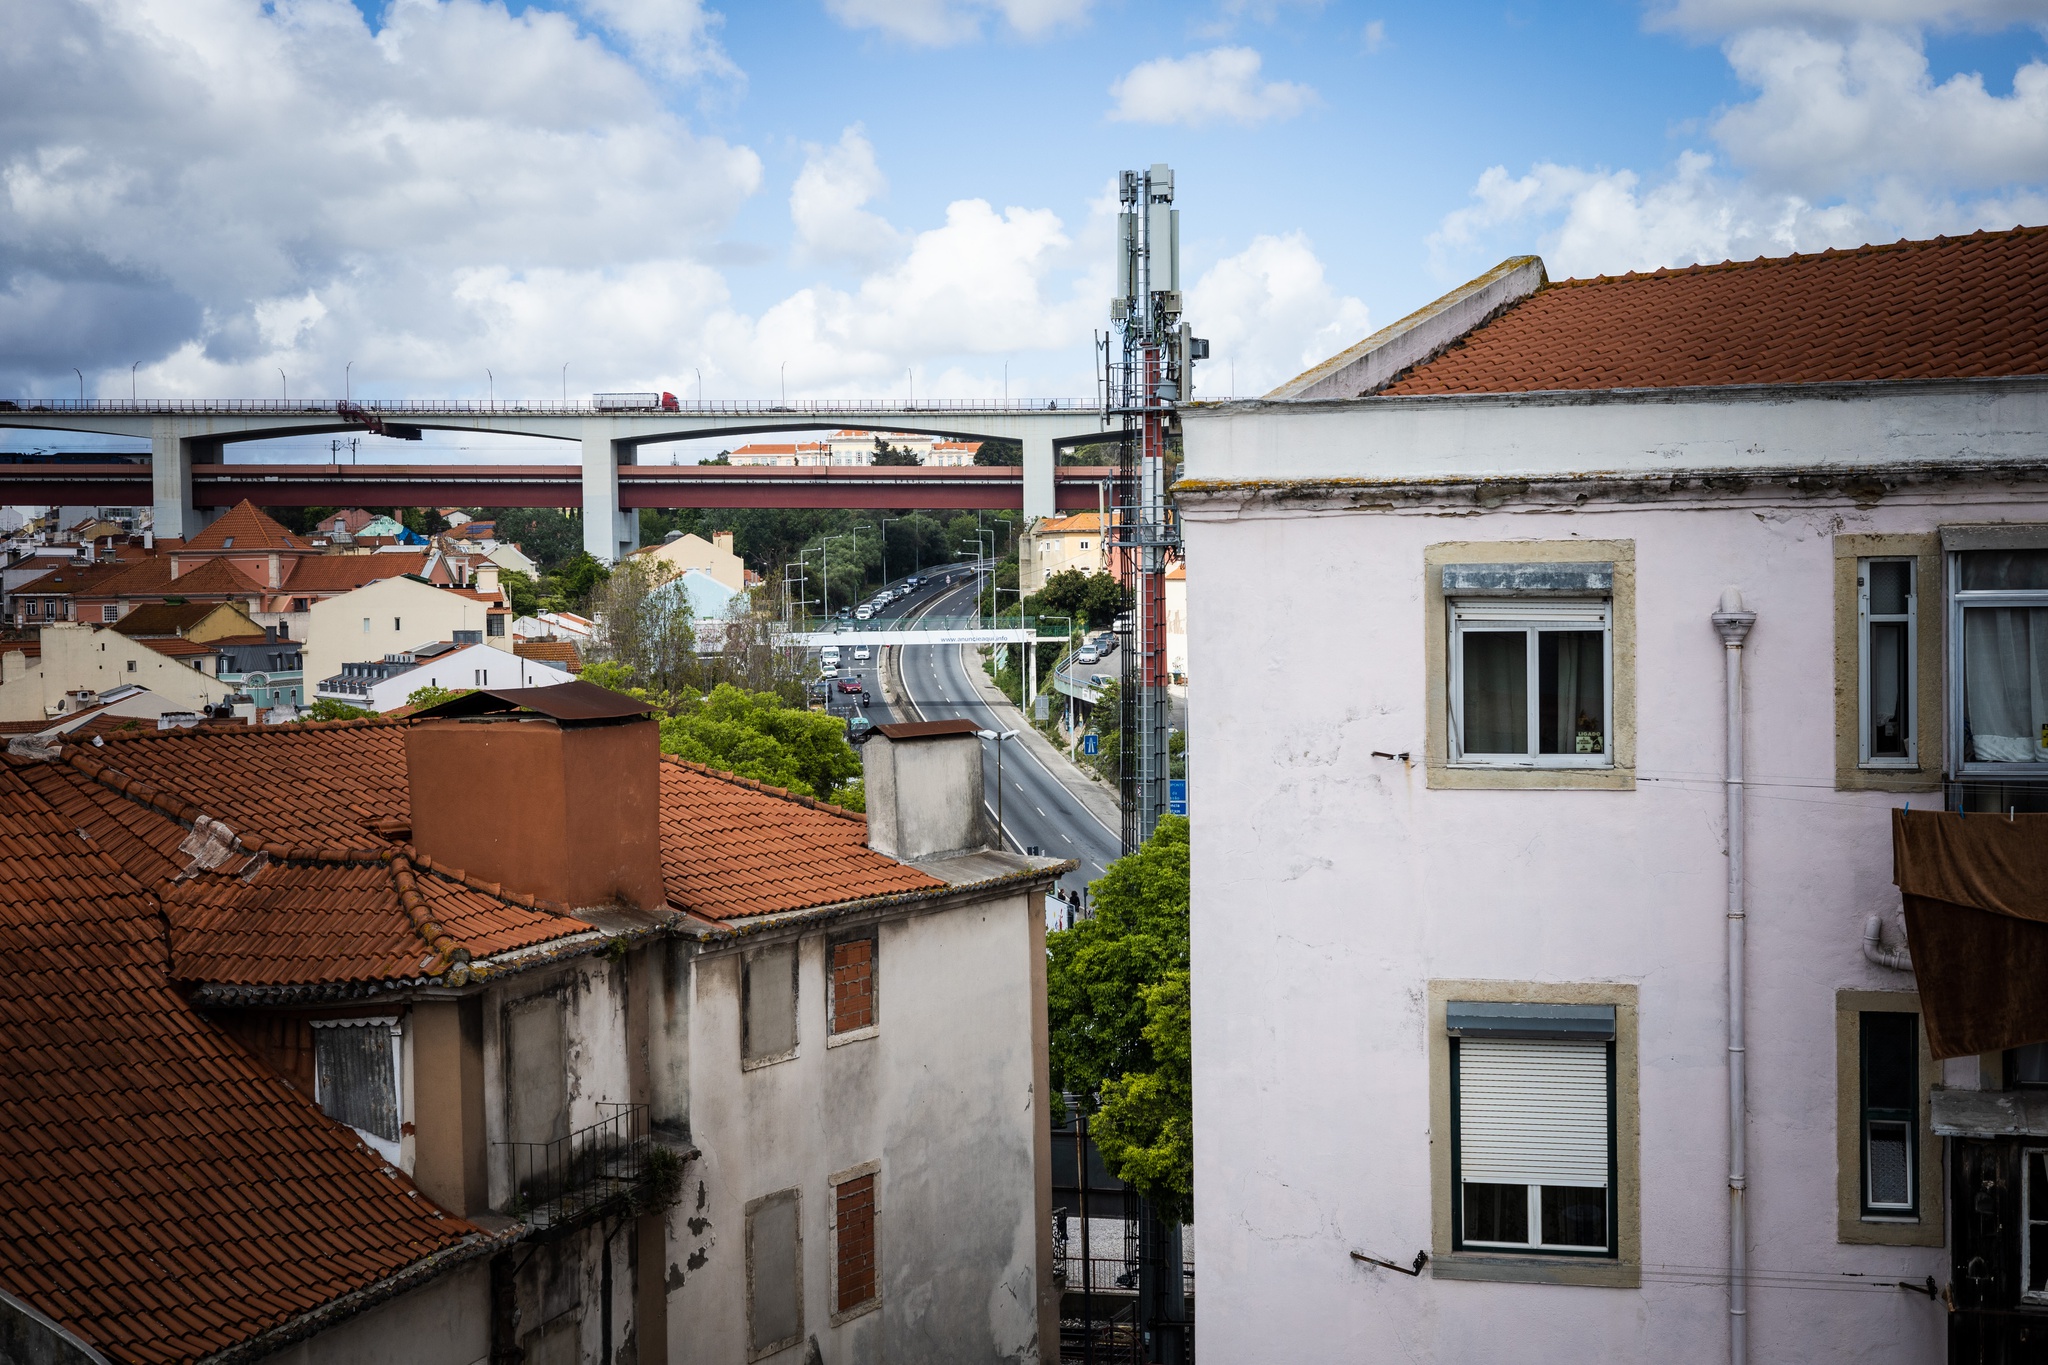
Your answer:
[317,640,571,711]
[727,431,980,468]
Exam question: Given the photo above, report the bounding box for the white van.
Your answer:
[853,645,872,662]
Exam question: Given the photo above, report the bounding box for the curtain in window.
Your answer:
[1540,631,1604,755]
[1461,632,1525,754]
[1963,607,2048,762]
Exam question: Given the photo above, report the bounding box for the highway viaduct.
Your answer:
[0,398,1125,559]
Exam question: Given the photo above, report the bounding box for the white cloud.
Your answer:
[1427,17,2048,283]
[1186,233,1370,395]
[1108,47,1317,128]
[1714,26,2048,194]
[1649,0,2045,35]
[823,0,1091,45]
[1362,19,1387,52]
[573,0,735,79]
[790,126,903,268]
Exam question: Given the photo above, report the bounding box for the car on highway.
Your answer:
[853,645,871,661]
[845,715,873,737]
[1089,672,1114,688]
[836,678,865,694]
[1094,635,1117,656]
[906,576,922,588]
[854,606,873,620]
[821,646,841,663]
[1074,648,1099,665]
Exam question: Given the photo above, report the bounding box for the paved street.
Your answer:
[841,573,1121,898]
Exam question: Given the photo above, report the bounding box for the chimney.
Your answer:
[860,720,989,862]
[404,684,666,913]
[713,531,734,555]
[267,552,281,589]
[474,563,500,595]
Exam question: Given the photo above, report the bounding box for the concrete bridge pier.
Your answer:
[580,422,639,563]
[1023,432,1055,522]
[151,418,223,542]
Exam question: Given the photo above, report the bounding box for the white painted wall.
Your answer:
[363,643,568,711]
[670,891,1048,1365]
[1178,388,2048,1363]
[0,623,235,721]
[305,576,501,695]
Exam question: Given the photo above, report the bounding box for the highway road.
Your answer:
[851,574,1122,899]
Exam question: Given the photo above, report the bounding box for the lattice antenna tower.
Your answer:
[1105,164,1206,852]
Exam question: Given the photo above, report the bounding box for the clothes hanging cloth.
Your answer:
[1893,808,2048,1059]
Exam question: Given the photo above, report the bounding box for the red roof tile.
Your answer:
[1382,226,2048,396]
[657,757,941,920]
[0,764,482,1365]
[279,553,429,592]
[11,561,132,598]
[514,638,582,672]
[86,556,263,601]
[179,500,306,553]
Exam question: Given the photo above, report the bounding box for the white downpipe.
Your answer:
[1713,587,1757,1365]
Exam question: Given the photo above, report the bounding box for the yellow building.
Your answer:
[628,531,750,592]
[1020,512,1106,593]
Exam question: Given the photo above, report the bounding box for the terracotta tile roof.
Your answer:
[11,561,131,597]
[514,638,582,671]
[1035,512,1101,534]
[179,499,307,553]
[279,552,429,592]
[656,757,942,920]
[139,636,214,659]
[0,763,484,1365]
[108,601,226,637]
[87,555,263,601]
[1381,226,2048,396]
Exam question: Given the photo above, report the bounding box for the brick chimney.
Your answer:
[861,720,989,862]
[405,686,666,912]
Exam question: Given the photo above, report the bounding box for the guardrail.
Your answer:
[499,1102,652,1231]
[0,397,1100,416]
[800,614,1079,639]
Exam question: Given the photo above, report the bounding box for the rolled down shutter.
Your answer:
[1458,1039,1609,1188]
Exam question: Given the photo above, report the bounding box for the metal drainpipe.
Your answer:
[1712,587,1757,1365]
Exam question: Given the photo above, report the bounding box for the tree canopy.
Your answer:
[657,683,863,805]
[1047,815,1192,1222]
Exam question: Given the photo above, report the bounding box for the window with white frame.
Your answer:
[1858,558,1917,766]
[1450,1002,1616,1257]
[1951,547,2048,768]
[1449,600,1613,767]
[2025,1150,2048,1303]
[311,1017,403,1162]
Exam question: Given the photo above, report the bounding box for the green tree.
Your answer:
[549,552,611,611]
[973,438,1022,466]
[482,508,582,570]
[589,558,697,694]
[499,569,540,616]
[1047,816,1192,1222]
[870,438,922,466]
[656,683,862,803]
[405,684,466,710]
[299,698,371,722]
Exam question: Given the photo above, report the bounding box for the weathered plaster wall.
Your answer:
[671,891,1046,1365]
[259,1259,490,1365]
[1178,458,2048,1361]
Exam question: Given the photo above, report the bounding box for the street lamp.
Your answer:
[345,360,353,401]
[975,727,1021,851]
[278,368,287,401]
[130,361,139,402]
[73,368,83,402]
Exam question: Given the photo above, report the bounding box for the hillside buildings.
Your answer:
[1179,226,2048,1363]
[726,431,982,467]
[1020,512,1108,594]
[0,686,1065,1364]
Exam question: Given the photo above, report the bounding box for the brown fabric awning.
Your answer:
[1894,808,2048,1060]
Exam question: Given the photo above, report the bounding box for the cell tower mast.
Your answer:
[1106,163,1206,853]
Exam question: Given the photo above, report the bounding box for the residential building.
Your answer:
[1164,560,1187,684]
[726,432,979,468]
[10,558,131,626]
[1178,227,2048,1363]
[212,632,306,710]
[110,599,268,645]
[304,574,510,702]
[0,621,240,721]
[514,637,583,674]
[925,439,981,466]
[729,440,833,467]
[632,529,750,591]
[316,640,569,711]
[0,686,1063,1364]
[1020,512,1107,593]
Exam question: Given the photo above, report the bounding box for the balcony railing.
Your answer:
[1945,778,2048,815]
[498,1103,654,1232]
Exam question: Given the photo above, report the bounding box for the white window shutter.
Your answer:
[1459,1039,1608,1187]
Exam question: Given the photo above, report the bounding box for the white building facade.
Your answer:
[1179,232,2048,1363]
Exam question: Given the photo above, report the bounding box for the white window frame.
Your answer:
[2025,1149,2048,1305]
[1448,599,1614,769]
[1947,550,2048,776]
[310,1016,404,1164]
[1452,1036,1617,1258]
[1858,556,1918,768]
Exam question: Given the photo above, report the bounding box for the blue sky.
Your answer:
[4,0,2046,456]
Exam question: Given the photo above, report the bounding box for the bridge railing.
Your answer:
[799,614,1079,639]
[0,398,1100,417]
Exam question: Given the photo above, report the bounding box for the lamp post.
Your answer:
[73,368,83,402]
[561,362,568,403]
[976,727,1021,850]
[278,368,287,401]
[345,360,353,401]
[130,361,139,401]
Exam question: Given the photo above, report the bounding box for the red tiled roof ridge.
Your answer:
[82,715,406,744]
[1541,222,2048,290]
[658,752,866,822]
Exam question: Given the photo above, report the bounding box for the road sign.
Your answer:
[1168,779,1187,816]
[1081,733,1099,756]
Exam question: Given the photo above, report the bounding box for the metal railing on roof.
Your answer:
[499,1102,653,1232]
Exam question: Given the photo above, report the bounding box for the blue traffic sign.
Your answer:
[1081,733,1099,756]
[1168,779,1187,815]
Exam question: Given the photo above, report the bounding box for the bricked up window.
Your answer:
[830,937,875,1036]
[835,1173,877,1314]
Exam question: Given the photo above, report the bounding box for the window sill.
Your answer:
[741,1048,798,1073]
[1432,1251,1638,1289]
[826,1025,878,1049]
[1428,764,1634,792]
[829,1295,881,1329]
[1837,1213,1941,1247]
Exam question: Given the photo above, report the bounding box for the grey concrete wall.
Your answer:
[670,890,1047,1365]
[259,1260,490,1365]
[863,735,987,862]
[0,1289,112,1365]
